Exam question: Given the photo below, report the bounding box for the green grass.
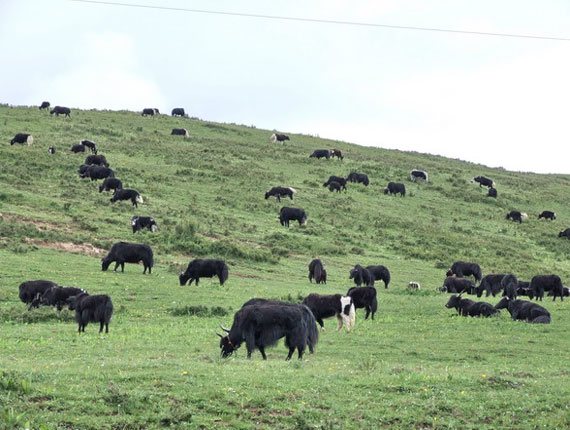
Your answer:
[1,104,569,429]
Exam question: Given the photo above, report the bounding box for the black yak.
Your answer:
[279,207,307,227]
[302,293,355,331]
[265,186,296,203]
[80,140,98,154]
[410,170,428,182]
[98,177,122,193]
[101,242,153,274]
[506,210,528,223]
[270,133,290,143]
[67,293,114,333]
[472,176,495,188]
[141,108,156,117]
[327,181,343,192]
[171,107,185,116]
[501,274,519,300]
[530,274,564,301]
[10,133,33,145]
[330,149,344,160]
[110,189,143,208]
[39,101,50,110]
[19,280,58,309]
[85,154,109,167]
[346,172,369,186]
[71,144,86,153]
[179,259,229,286]
[171,128,189,137]
[346,286,378,320]
[445,294,498,317]
[538,211,556,220]
[308,259,326,284]
[384,182,405,196]
[50,106,71,117]
[31,286,86,311]
[475,274,507,297]
[558,228,570,239]
[349,265,374,287]
[488,187,497,198]
[323,176,347,190]
[80,165,115,181]
[131,216,159,233]
[440,277,475,294]
[366,265,390,289]
[309,149,331,159]
[446,261,482,283]
[495,297,550,324]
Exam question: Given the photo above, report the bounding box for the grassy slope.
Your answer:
[0,105,569,430]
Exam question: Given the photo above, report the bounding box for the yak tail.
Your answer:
[288,187,297,194]
[27,135,34,145]
[314,263,322,284]
[492,181,496,188]
[104,298,114,324]
[306,312,319,351]
[345,302,356,331]
[136,194,144,204]
[220,264,229,285]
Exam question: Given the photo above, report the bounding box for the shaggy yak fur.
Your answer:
[179,259,229,286]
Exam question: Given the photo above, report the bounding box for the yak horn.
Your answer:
[217,333,224,338]
[220,325,230,333]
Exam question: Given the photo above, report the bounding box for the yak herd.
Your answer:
[8,103,568,359]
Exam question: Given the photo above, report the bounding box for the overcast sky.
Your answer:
[2,0,569,173]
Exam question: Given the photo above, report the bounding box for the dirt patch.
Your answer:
[232,272,263,280]
[26,239,106,257]
[1,213,74,233]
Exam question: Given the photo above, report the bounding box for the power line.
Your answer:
[70,0,570,42]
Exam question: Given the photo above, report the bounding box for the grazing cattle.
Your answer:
[445,295,499,317]
[549,286,569,298]
[538,211,556,220]
[440,277,475,294]
[179,259,229,286]
[472,176,495,188]
[270,133,290,143]
[488,187,497,198]
[85,154,109,167]
[171,107,185,117]
[323,176,347,190]
[279,207,307,227]
[10,133,33,145]
[495,297,550,324]
[101,242,153,274]
[506,210,528,223]
[476,274,507,297]
[171,128,189,138]
[39,101,50,110]
[131,216,159,233]
[98,177,122,193]
[346,286,378,320]
[67,293,114,333]
[110,189,143,207]
[153,108,160,114]
[558,228,570,239]
[446,261,482,283]
[407,282,421,290]
[80,140,98,154]
[501,274,519,299]
[366,265,390,289]
[31,286,86,311]
[71,144,86,153]
[516,280,533,299]
[349,265,374,287]
[81,165,115,181]
[410,169,428,182]
[330,149,344,160]
[302,294,355,331]
[78,164,89,175]
[308,259,326,284]
[50,106,71,117]
[346,172,369,186]
[384,182,406,197]
[218,303,318,360]
[309,149,331,160]
[19,280,58,309]
[327,181,343,192]
[530,274,564,301]
[265,186,296,203]
[48,146,56,154]
[141,108,155,117]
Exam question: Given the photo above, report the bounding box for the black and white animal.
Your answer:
[410,169,428,182]
[445,295,498,317]
[80,140,98,154]
[366,265,390,289]
[30,286,86,311]
[39,101,50,110]
[550,286,570,298]
[308,259,326,284]
[81,165,114,181]
[48,146,56,154]
[270,133,290,143]
[279,207,307,227]
[171,128,189,138]
[384,182,405,196]
[131,216,159,233]
[349,265,374,287]
[323,176,347,190]
[538,211,556,221]
[309,149,331,160]
[346,172,369,186]
[495,297,550,324]
[501,274,519,300]
[472,176,495,188]
[101,242,153,274]
[407,282,421,290]
[179,259,229,286]
[346,286,378,320]
[153,108,160,114]
[98,177,122,193]
[67,293,114,333]
[327,181,343,192]
[558,228,570,239]
[141,108,156,117]
[506,211,528,223]
[475,274,507,297]
[302,294,355,331]
[330,149,344,160]
[440,277,475,294]
[18,280,58,309]
[110,189,143,207]
[10,133,33,145]
[50,106,71,117]
[530,274,564,301]
[171,108,185,117]
[446,261,482,283]
[218,303,318,360]
[488,187,497,198]
[85,154,109,167]
[71,143,86,153]
[265,186,296,203]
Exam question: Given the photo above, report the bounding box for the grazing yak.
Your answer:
[516,280,533,299]
[440,277,475,294]
[50,106,71,117]
[323,176,347,190]
[171,107,185,117]
[85,154,109,167]
[330,149,344,160]
[71,143,86,153]
[80,165,114,181]
[310,149,331,160]
[270,133,290,143]
[19,280,58,309]
[530,274,564,301]
[67,293,114,333]
[495,297,550,324]
[346,172,369,186]
[131,216,159,233]
[265,186,296,203]
[39,101,50,110]
[446,261,482,283]
[558,228,570,239]
[347,286,378,320]
[110,189,143,207]
[476,274,507,297]
[550,286,570,298]
[102,242,154,274]
[384,182,405,197]
[48,146,56,154]
[31,286,86,311]
[308,259,326,284]
[327,181,343,192]
[98,177,122,193]
[349,265,374,287]
[141,108,156,117]
[179,258,229,286]
[501,274,519,300]
[171,128,189,138]
[410,169,428,182]
[366,265,390,289]
[472,176,495,188]
[445,295,499,317]
[81,140,98,154]
[10,133,33,145]
[302,293,355,331]
[506,210,528,223]
[218,303,318,360]
[538,211,556,220]
[279,207,307,227]
[488,187,497,198]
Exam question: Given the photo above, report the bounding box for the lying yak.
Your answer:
[445,294,499,317]
[495,297,550,324]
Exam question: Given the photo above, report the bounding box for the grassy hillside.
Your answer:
[1,104,569,429]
